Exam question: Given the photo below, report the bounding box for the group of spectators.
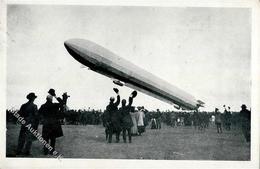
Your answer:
[7,89,68,157]
[6,89,251,157]
[63,109,102,125]
[6,107,246,130]
[214,105,251,142]
[102,88,147,143]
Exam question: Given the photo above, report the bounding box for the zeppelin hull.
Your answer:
[64,39,202,110]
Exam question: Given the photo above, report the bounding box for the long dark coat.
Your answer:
[39,101,63,138]
[104,95,121,132]
[18,101,39,141]
[224,111,232,124]
[119,97,133,129]
[239,108,251,141]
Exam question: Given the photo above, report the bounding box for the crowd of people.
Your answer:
[212,104,250,138]
[6,88,251,156]
[102,88,147,143]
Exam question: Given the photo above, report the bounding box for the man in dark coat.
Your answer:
[192,110,199,129]
[239,104,251,142]
[215,108,222,133]
[39,89,64,155]
[224,106,232,131]
[119,90,137,143]
[16,92,38,156]
[155,109,162,129]
[104,88,121,143]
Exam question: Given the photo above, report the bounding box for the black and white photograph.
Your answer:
[1,0,260,169]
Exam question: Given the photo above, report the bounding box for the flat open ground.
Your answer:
[6,123,250,160]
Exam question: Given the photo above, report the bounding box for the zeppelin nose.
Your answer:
[64,39,85,55]
[64,39,73,51]
[64,39,98,69]
[64,39,82,60]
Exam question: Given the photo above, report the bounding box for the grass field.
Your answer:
[6,123,250,160]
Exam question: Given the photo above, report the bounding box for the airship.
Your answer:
[64,39,204,110]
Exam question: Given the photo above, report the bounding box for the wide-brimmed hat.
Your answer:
[48,88,56,96]
[241,104,247,109]
[26,92,37,100]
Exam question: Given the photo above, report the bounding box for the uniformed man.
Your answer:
[16,92,38,156]
[239,104,251,142]
[119,90,137,143]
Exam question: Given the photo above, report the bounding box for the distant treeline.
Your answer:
[6,109,241,127]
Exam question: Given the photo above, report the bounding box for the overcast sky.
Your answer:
[7,5,251,111]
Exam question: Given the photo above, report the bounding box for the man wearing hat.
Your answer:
[16,92,38,156]
[104,88,121,143]
[224,106,232,131]
[39,89,64,155]
[119,90,137,143]
[155,109,162,129]
[215,108,222,133]
[239,104,251,142]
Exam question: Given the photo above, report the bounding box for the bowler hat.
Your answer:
[241,104,247,109]
[26,92,37,100]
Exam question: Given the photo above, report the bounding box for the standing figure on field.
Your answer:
[136,106,145,135]
[239,104,251,142]
[119,90,137,143]
[224,106,232,131]
[130,107,138,135]
[104,88,121,143]
[16,92,39,156]
[155,109,162,129]
[151,117,157,129]
[39,89,64,155]
[215,108,222,133]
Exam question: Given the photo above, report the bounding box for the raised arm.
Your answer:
[113,88,120,106]
[127,90,137,107]
[127,96,133,107]
[115,94,120,107]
